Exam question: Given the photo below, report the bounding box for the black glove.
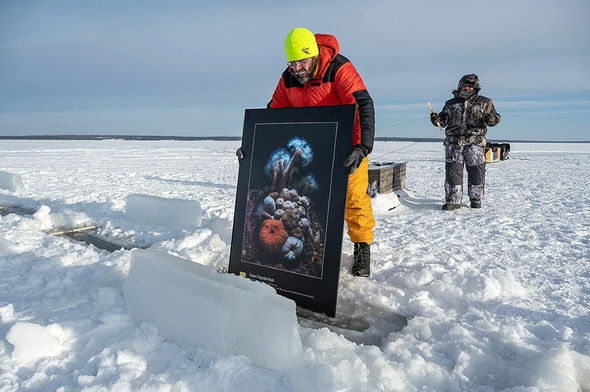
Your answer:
[236,147,244,160]
[483,113,496,126]
[343,145,367,174]
[430,112,441,127]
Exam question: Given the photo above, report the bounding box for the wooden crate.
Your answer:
[485,142,511,163]
[367,162,406,197]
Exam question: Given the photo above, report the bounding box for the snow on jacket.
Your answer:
[437,91,501,146]
[268,34,375,153]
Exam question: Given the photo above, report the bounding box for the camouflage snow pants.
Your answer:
[445,144,486,204]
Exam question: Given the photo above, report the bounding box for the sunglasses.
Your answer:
[287,58,309,69]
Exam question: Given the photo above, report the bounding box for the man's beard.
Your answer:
[290,57,318,84]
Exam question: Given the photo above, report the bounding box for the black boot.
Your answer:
[442,203,461,211]
[352,242,370,277]
[470,199,482,208]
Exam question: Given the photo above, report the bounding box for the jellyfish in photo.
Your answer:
[287,137,313,167]
[264,148,292,177]
[265,148,301,189]
[298,174,319,195]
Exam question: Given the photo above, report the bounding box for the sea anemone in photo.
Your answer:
[273,209,285,219]
[258,219,289,253]
[281,209,299,231]
[282,236,304,260]
[263,196,276,214]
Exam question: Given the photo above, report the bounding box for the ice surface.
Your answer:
[125,193,202,227]
[123,249,302,370]
[1,140,589,391]
[0,171,24,192]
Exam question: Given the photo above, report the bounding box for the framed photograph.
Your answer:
[229,105,355,317]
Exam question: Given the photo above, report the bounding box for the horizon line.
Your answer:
[0,134,589,144]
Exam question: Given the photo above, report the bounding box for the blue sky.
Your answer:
[1,0,588,140]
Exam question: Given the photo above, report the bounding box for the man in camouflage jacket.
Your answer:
[430,74,501,210]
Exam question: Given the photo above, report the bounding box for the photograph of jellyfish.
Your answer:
[240,123,337,278]
[229,105,355,316]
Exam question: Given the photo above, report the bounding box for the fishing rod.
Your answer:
[233,100,494,161]
[428,101,443,131]
[371,103,444,161]
[378,115,430,130]
[372,99,496,161]
[371,130,443,161]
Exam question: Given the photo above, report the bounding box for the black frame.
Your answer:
[229,105,355,317]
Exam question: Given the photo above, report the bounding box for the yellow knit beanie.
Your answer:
[284,28,319,62]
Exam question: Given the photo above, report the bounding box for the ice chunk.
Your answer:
[371,192,401,213]
[123,249,302,370]
[207,233,226,252]
[32,205,53,231]
[0,171,24,192]
[0,303,14,323]
[125,194,201,227]
[6,322,67,361]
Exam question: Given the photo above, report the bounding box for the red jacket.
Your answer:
[268,34,375,153]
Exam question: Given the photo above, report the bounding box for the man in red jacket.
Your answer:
[268,27,376,277]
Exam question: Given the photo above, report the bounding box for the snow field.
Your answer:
[0,139,589,391]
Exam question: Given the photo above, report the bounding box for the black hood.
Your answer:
[457,74,481,92]
[452,74,481,99]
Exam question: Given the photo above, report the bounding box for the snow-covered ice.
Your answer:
[0,170,24,192]
[124,248,302,370]
[126,193,202,227]
[0,139,589,391]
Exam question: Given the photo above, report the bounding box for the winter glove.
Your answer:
[343,145,367,174]
[236,147,244,160]
[430,112,441,127]
[483,113,497,126]
[431,112,448,127]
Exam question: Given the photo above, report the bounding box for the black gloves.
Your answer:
[483,113,497,126]
[343,145,367,174]
[236,147,244,160]
[430,112,441,127]
[431,112,448,127]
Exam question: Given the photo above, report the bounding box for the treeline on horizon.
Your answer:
[0,135,588,143]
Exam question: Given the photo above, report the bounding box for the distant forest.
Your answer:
[0,135,588,143]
